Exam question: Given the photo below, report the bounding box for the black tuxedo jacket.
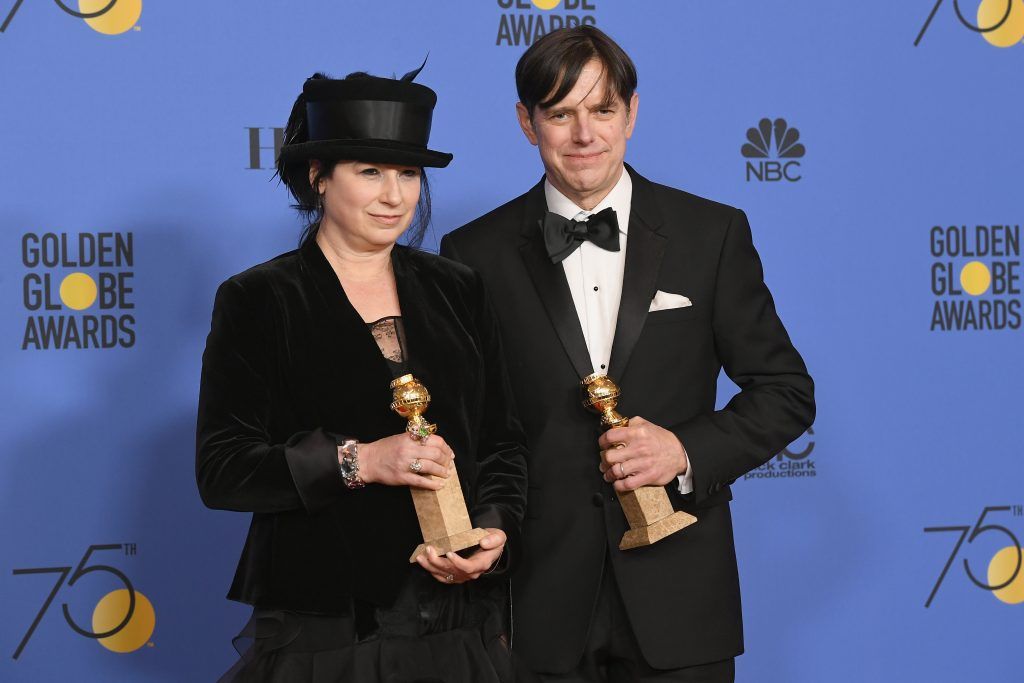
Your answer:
[440,165,814,671]
[196,240,527,613]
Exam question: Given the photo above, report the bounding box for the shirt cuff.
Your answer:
[676,450,694,495]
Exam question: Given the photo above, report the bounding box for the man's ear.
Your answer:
[516,103,539,146]
[625,92,639,139]
[307,159,322,191]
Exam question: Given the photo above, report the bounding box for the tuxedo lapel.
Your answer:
[607,168,667,380]
[518,180,594,381]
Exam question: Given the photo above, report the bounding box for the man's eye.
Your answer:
[360,168,380,176]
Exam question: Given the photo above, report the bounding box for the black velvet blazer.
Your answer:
[196,239,528,614]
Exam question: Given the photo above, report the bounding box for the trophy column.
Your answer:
[390,374,488,562]
[582,373,697,550]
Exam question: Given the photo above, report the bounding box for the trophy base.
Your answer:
[619,511,697,550]
[408,527,489,563]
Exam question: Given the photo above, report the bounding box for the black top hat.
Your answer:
[278,72,453,169]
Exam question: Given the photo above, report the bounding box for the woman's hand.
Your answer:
[414,529,507,584]
[357,433,454,490]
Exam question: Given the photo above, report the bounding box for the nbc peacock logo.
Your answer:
[1,0,142,35]
[741,118,805,183]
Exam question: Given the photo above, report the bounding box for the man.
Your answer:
[441,26,814,682]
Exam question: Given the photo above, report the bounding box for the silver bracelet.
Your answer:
[337,439,365,489]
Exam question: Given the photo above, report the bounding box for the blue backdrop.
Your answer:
[2,1,1022,681]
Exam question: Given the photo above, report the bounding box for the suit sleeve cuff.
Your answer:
[283,428,347,514]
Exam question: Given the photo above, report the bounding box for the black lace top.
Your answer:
[367,316,409,378]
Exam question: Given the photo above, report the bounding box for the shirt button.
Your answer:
[591,493,604,507]
[593,286,599,291]
[600,364,606,370]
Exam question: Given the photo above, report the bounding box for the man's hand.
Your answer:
[414,528,506,584]
[597,416,688,492]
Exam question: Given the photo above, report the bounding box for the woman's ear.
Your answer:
[308,159,322,191]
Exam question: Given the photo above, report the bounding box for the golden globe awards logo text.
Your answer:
[930,225,1021,331]
[21,232,136,349]
[496,0,596,46]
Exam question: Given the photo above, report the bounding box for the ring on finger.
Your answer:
[409,459,423,474]
[618,462,627,478]
[444,573,455,583]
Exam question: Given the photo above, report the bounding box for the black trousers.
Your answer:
[532,557,735,683]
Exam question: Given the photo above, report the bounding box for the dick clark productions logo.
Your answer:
[21,232,136,349]
[741,118,805,183]
[1,0,142,35]
[744,427,816,480]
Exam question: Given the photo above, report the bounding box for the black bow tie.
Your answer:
[541,207,621,264]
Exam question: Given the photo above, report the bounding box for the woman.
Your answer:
[196,68,527,682]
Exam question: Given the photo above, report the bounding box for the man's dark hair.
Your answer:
[515,26,637,118]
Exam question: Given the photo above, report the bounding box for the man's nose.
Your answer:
[572,115,595,145]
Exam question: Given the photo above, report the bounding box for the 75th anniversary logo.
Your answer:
[924,505,1024,607]
[1,0,141,35]
[915,0,1024,47]
[11,543,155,659]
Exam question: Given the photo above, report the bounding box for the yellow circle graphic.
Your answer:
[978,0,1024,47]
[78,0,142,35]
[93,589,155,653]
[59,273,98,310]
[988,546,1024,604]
[959,261,991,296]
[532,0,561,9]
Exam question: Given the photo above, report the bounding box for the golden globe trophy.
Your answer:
[581,373,696,549]
[390,374,488,562]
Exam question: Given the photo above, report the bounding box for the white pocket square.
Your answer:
[649,290,692,312]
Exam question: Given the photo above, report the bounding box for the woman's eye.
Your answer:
[401,169,421,178]
[360,168,380,176]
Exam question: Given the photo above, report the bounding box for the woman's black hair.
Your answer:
[276,72,433,249]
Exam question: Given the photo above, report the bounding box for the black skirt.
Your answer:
[218,571,515,683]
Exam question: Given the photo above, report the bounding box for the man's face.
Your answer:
[517,59,638,210]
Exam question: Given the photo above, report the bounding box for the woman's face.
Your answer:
[313,160,421,250]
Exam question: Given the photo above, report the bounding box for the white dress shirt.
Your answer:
[544,168,694,494]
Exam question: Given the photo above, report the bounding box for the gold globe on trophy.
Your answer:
[390,374,488,562]
[581,373,696,549]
